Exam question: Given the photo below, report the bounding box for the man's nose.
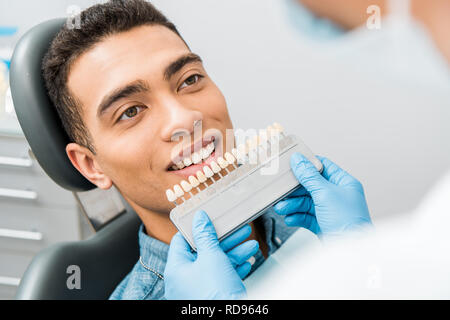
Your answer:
[159,98,203,142]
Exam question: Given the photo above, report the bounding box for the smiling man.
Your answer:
[42,0,298,299]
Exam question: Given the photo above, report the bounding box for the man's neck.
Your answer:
[140,208,179,245]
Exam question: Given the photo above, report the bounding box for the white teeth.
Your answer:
[247,136,258,150]
[238,143,248,155]
[210,161,221,173]
[171,142,216,171]
[259,131,268,144]
[197,171,206,183]
[201,147,210,160]
[166,124,285,205]
[217,157,228,169]
[273,122,284,133]
[176,162,185,170]
[166,189,176,202]
[173,184,184,198]
[196,170,207,183]
[203,166,214,178]
[188,175,200,188]
[224,152,236,164]
[191,151,202,164]
[183,157,192,167]
[180,180,192,192]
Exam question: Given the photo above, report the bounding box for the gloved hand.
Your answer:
[164,210,259,300]
[274,153,372,238]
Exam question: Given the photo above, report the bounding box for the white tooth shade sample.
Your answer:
[250,136,259,149]
[208,142,215,152]
[196,170,207,183]
[173,184,184,198]
[217,157,228,169]
[192,152,202,164]
[166,189,176,202]
[238,143,248,155]
[210,161,221,173]
[203,165,214,177]
[224,152,236,164]
[259,131,268,144]
[232,148,245,163]
[180,180,192,192]
[188,175,200,187]
[273,122,284,132]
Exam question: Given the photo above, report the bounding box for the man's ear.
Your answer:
[65,143,112,190]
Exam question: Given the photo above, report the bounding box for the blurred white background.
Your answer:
[1,0,450,221]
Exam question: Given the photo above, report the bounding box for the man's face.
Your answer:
[67,25,232,213]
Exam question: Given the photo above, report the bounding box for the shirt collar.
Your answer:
[138,224,169,278]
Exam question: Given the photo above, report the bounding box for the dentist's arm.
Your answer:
[274,153,372,238]
[164,210,259,300]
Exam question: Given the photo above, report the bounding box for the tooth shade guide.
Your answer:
[166,123,293,210]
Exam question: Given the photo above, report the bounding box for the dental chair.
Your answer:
[9,18,141,299]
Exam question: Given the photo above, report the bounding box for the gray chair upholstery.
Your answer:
[10,19,141,299]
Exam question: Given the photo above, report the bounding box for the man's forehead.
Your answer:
[67,25,190,116]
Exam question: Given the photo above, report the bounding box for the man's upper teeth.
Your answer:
[192,151,202,164]
[183,157,192,167]
[173,142,215,170]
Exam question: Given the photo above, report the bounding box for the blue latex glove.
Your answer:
[274,153,372,237]
[164,210,259,300]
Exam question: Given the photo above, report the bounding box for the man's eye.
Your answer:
[179,74,203,90]
[118,105,145,121]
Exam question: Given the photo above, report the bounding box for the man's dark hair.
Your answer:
[42,0,184,153]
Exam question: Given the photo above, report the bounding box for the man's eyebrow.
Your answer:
[97,79,150,118]
[164,53,203,80]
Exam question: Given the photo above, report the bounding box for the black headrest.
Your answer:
[9,19,95,192]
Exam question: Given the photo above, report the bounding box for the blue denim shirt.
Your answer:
[109,209,297,300]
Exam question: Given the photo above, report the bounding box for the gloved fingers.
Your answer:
[316,155,358,186]
[226,240,259,268]
[286,186,309,198]
[274,196,315,215]
[220,224,252,252]
[290,153,327,194]
[192,210,220,253]
[167,232,195,262]
[284,213,320,234]
[235,262,252,280]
